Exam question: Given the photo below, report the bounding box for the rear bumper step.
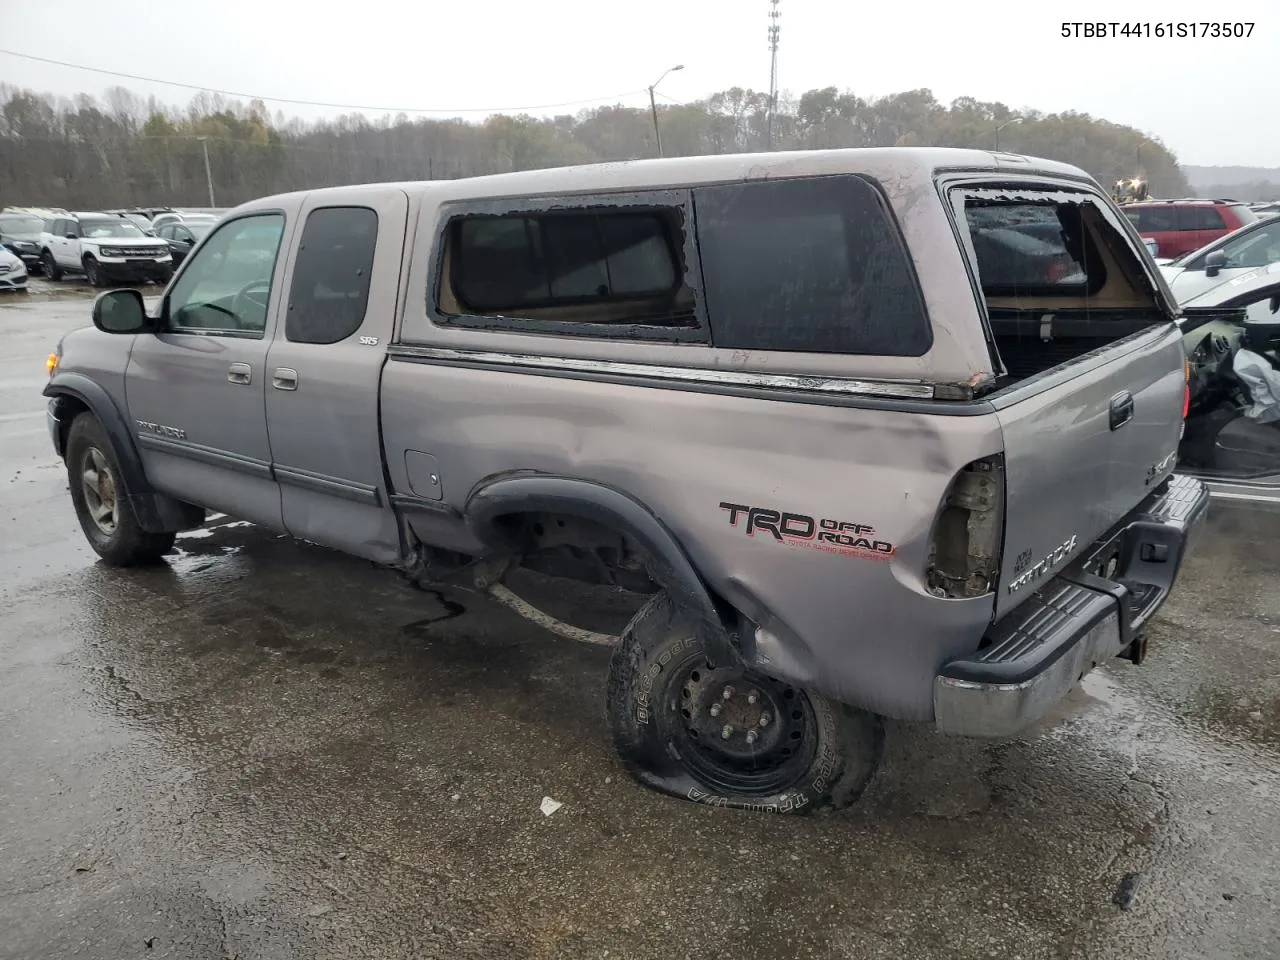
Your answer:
[933,474,1209,737]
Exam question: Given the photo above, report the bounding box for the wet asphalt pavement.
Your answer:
[2,284,1279,959]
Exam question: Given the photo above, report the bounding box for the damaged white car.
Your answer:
[1178,262,1280,506]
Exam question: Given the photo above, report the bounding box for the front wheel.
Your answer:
[606,592,883,814]
[42,250,62,281]
[65,414,175,566]
[83,257,105,288]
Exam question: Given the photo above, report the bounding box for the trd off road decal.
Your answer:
[719,502,896,561]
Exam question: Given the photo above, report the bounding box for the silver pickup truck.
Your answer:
[45,148,1209,815]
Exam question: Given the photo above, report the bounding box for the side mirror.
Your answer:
[1205,249,1227,277]
[65,232,79,240]
[92,289,151,334]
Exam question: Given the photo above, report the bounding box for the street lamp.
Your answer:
[994,117,1022,151]
[648,64,684,158]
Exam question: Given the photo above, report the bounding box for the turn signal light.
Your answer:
[1183,359,1191,418]
[46,352,58,377]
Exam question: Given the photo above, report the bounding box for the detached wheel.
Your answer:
[607,592,883,814]
[65,414,175,566]
[42,251,62,281]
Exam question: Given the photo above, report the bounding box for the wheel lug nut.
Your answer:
[709,703,722,717]
[758,713,771,727]
[745,730,759,745]
[720,724,734,740]
[747,691,758,705]
[722,686,734,700]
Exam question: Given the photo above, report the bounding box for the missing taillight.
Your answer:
[926,455,1006,599]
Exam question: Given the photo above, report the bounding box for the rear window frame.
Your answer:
[427,189,710,344]
[939,175,1176,380]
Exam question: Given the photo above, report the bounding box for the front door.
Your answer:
[124,207,297,528]
[264,192,409,563]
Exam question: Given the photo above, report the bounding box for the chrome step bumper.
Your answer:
[934,474,1210,737]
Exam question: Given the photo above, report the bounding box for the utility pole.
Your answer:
[647,64,684,158]
[767,0,780,150]
[197,136,216,206]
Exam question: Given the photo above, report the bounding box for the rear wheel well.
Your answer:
[491,510,661,594]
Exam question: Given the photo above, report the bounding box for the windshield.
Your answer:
[0,215,44,237]
[79,219,146,239]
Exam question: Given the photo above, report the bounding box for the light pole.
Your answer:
[647,64,684,158]
[994,117,1022,151]
[197,136,216,207]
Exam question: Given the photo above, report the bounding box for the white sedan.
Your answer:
[1161,216,1280,302]
[0,245,29,291]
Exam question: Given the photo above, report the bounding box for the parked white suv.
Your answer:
[40,213,173,287]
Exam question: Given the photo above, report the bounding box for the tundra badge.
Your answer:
[135,420,186,440]
[1007,534,1079,594]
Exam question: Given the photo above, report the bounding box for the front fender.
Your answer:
[44,372,202,533]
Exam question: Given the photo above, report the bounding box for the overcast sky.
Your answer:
[1,0,1275,167]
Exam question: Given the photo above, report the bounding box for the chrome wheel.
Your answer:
[81,447,118,535]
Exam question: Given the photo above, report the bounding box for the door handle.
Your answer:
[227,362,252,385]
[1109,391,1135,431]
[272,368,298,391]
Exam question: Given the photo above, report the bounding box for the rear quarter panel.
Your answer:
[382,360,1005,721]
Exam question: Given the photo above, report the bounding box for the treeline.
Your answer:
[0,83,1190,209]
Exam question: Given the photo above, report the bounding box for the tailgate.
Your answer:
[992,326,1186,619]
